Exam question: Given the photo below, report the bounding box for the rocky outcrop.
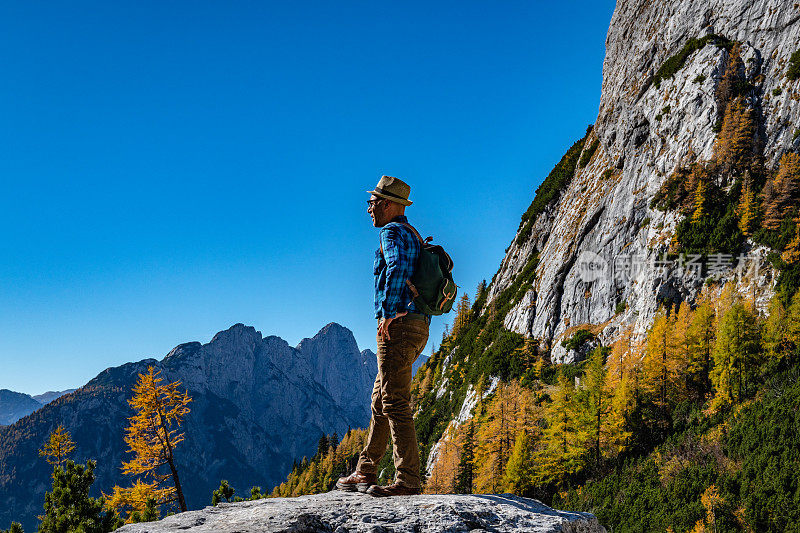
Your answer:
[115,491,605,533]
[488,0,799,362]
[0,323,377,532]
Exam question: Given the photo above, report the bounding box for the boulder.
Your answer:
[115,491,605,533]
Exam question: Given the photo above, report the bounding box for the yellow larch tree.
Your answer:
[452,293,472,337]
[104,479,173,523]
[605,328,637,456]
[533,373,589,486]
[763,291,800,369]
[424,427,461,494]
[473,402,507,493]
[502,429,535,495]
[39,424,76,469]
[763,295,790,367]
[782,221,800,264]
[608,370,635,457]
[670,302,694,403]
[686,296,716,401]
[692,179,709,223]
[714,43,744,118]
[642,308,678,412]
[710,301,761,410]
[737,171,759,236]
[108,365,192,516]
[473,381,522,493]
[581,346,614,463]
[607,326,633,388]
[689,485,725,533]
[500,381,544,495]
[713,95,756,182]
[519,337,540,372]
[788,291,800,359]
[763,152,800,230]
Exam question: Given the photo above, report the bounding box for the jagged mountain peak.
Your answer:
[296,322,358,354]
[163,341,202,362]
[209,322,263,346]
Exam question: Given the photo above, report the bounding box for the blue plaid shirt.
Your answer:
[374,215,423,319]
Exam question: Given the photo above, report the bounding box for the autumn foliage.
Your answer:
[104,365,192,521]
[38,424,76,469]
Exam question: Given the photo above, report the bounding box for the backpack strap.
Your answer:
[397,222,433,245]
[379,222,432,257]
[378,222,429,305]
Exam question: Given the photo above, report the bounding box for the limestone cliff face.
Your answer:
[0,322,377,532]
[489,0,800,362]
[297,322,378,425]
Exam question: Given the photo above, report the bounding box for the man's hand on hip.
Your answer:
[378,311,408,340]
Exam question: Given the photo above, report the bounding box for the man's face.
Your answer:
[367,194,388,227]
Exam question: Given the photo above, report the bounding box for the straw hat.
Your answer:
[366,175,412,206]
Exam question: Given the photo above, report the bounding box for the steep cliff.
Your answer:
[416,0,800,504]
[489,0,799,362]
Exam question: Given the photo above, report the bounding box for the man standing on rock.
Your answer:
[336,175,430,497]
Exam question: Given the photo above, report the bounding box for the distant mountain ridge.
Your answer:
[0,322,380,532]
[32,389,77,405]
[0,388,76,426]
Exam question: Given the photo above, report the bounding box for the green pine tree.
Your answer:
[37,460,121,533]
[317,434,329,457]
[454,421,475,494]
[129,498,159,523]
[211,480,235,506]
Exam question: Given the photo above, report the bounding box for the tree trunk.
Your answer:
[167,454,188,512]
[159,409,188,512]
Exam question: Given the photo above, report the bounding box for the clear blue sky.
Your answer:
[0,1,615,395]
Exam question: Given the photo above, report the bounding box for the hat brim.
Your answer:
[366,189,412,206]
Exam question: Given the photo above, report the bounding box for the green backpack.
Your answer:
[384,222,457,316]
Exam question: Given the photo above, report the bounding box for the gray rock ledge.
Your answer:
[115,491,606,533]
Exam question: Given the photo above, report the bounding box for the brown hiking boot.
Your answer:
[335,471,377,493]
[366,482,421,497]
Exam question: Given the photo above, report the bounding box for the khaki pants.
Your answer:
[356,314,429,488]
